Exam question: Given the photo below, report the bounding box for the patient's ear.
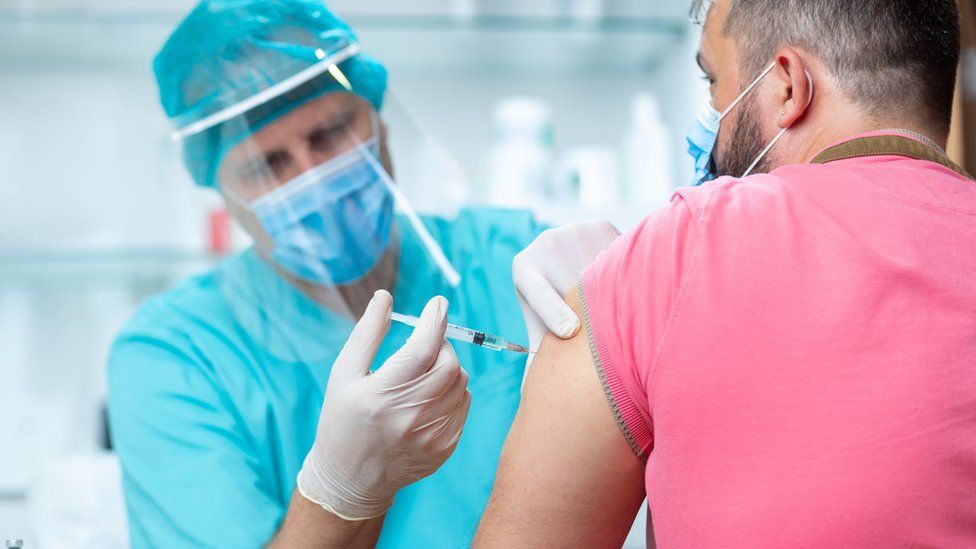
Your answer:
[773,47,814,130]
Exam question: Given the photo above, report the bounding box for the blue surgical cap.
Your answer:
[154,0,388,188]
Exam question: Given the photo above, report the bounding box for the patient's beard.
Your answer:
[715,95,771,178]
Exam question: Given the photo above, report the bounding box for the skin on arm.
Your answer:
[475,288,647,547]
[268,492,384,549]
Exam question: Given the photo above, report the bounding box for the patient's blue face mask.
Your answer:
[686,61,782,186]
[249,137,395,286]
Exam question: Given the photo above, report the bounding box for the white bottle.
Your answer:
[486,97,555,208]
[561,0,605,22]
[452,0,477,20]
[556,147,620,211]
[623,93,674,208]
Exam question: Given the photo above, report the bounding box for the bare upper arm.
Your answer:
[474,287,646,547]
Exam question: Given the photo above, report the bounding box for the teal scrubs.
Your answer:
[107,208,543,548]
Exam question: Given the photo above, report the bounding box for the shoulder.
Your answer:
[115,268,228,344]
[108,262,239,387]
[675,172,795,216]
[592,173,802,287]
[664,171,812,239]
[424,207,545,257]
[453,206,541,231]
[433,207,542,242]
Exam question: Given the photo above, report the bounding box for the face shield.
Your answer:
[168,45,466,355]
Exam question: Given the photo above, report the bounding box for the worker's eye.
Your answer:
[309,126,348,154]
[235,161,266,181]
[233,152,290,188]
[264,151,292,179]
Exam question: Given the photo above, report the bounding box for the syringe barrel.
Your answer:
[476,333,507,352]
[444,323,477,345]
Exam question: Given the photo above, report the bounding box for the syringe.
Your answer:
[390,311,533,354]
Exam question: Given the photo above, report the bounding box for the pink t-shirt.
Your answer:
[581,133,976,547]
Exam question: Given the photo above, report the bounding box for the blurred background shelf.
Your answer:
[0,9,687,75]
[0,248,217,286]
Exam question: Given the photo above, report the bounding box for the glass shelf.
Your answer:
[0,8,689,75]
[337,14,682,34]
[0,9,685,33]
[0,248,220,285]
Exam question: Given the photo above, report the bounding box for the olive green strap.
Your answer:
[810,135,973,180]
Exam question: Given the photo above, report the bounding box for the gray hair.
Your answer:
[690,0,961,132]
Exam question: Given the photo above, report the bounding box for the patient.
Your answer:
[475,0,976,547]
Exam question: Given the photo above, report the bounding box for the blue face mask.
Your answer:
[250,139,395,286]
[687,101,723,186]
[686,61,786,186]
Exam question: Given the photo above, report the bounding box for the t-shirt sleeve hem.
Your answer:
[578,279,653,460]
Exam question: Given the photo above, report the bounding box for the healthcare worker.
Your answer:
[106,1,543,547]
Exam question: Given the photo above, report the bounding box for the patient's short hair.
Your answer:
[690,0,961,133]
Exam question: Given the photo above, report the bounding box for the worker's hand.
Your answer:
[297,291,471,521]
[513,220,621,367]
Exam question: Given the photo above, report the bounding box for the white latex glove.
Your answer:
[513,220,622,363]
[297,290,471,521]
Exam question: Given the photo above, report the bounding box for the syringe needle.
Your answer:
[390,311,532,354]
[505,342,534,355]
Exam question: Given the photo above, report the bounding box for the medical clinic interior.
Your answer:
[2,0,976,547]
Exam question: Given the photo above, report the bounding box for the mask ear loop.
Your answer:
[742,69,814,178]
[719,61,777,121]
